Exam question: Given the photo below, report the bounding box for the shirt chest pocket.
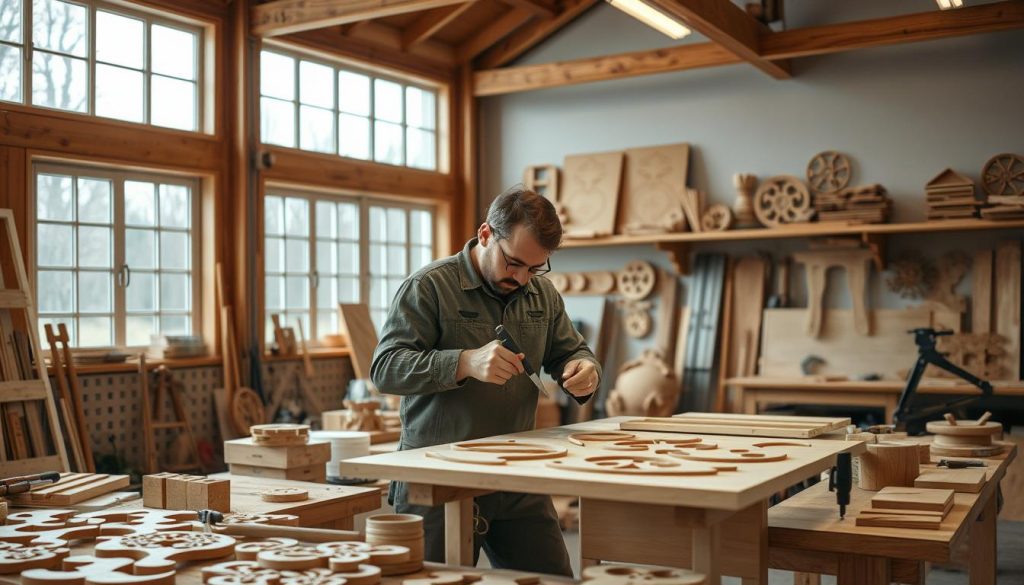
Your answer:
[514,312,550,372]
[453,310,498,349]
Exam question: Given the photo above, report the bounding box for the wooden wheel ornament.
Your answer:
[981,153,1024,196]
[232,389,266,437]
[700,204,733,231]
[616,261,657,301]
[623,305,652,338]
[806,151,852,194]
[754,176,814,227]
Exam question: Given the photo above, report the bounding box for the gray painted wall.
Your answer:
[475,1,1024,404]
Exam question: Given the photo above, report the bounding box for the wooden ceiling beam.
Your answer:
[496,0,556,19]
[646,0,790,79]
[252,0,472,37]
[458,6,535,62]
[477,0,598,69]
[402,2,476,49]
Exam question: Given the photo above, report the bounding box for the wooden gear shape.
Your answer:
[981,153,1024,196]
[20,555,176,585]
[92,531,236,573]
[806,151,852,194]
[616,261,657,301]
[700,204,734,232]
[754,176,814,227]
[0,542,70,574]
[623,305,652,338]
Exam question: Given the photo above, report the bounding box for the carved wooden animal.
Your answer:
[605,350,679,418]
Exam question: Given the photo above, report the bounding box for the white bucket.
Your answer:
[309,430,371,481]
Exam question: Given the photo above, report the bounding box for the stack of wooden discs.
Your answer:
[364,514,424,575]
[251,424,310,447]
[927,412,1009,457]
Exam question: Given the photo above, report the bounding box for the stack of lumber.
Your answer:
[224,424,331,482]
[979,194,1024,220]
[814,184,893,224]
[925,169,978,220]
[855,486,954,530]
[149,335,207,359]
[7,473,128,506]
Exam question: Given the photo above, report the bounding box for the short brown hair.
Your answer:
[486,186,563,251]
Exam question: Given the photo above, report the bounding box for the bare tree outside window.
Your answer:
[32,0,88,112]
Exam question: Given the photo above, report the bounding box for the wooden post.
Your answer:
[444,497,474,566]
[970,493,997,585]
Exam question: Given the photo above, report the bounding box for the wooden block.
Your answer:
[871,486,953,514]
[165,474,203,510]
[142,472,180,509]
[186,478,231,512]
[855,513,943,530]
[858,442,920,491]
[914,469,986,493]
[224,437,332,469]
[228,463,327,483]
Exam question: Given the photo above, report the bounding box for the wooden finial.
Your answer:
[943,412,957,426]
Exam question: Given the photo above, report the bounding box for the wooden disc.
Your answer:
[624,307,652,338]
[925,421,1002,437]
[567,273,588,293]
[585,271,617,294]
[616,260,657,300]
[546,273,569,293]
[981,153,1024,196]
[806,151,853,194]
[700,204,734,231]
[754,176,813,227]
[232,388,265,435]
[260,488,309,503]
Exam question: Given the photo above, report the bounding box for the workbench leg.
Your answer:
[837,554,889,585]
[743,391,758,415]
[445,497,474,566]
[969,493,997,585]
[692,523,721,585]
[792,574,820,585]
[740,501,768,585]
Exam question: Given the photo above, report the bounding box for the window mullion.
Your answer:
[113,176,126,348]
[359,199,370,308]
[308,194,317,341]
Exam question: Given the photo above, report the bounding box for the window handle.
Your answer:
[311,270,320,288]
[119,264,131,288]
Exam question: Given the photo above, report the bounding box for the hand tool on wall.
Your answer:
[828,451,852,519]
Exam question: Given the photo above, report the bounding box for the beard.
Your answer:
[487,277,521,296]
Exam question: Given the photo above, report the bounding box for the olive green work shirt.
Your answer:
[370,238,601,451]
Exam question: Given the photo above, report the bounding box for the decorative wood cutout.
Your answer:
[981,153,1024,196]
[582,564,706,585]
[621,413,849,439]
[935,332,1008,380]
[792,248,873,337]
[83,510,198,538]
[546,455,721,476]
[605,349,678,418]
[660,446,790,464]
[251,424,310,447]
[700,204,733,232]
[603,438,707,452]
[806,151,852,194]
[560,151,624,238]
[925,168,977,221]
[0,542,70,574]
[93,531,235,573]
[616,261,657,301]
[753,176,814,227]
[0,510,102,547]
[732,173,759,228]
[219,513,300,526]
[921,251,970,313]
[451,441,567,460]
[20,555,177,585]
[619,144,691,235]
[885,251,936,299]
[622,302,652,339]
[567,432,635,447]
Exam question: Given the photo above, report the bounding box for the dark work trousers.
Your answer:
[394,488,573,577]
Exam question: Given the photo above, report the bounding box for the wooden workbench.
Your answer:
[768,442,1017,585]
[340,418,864,585]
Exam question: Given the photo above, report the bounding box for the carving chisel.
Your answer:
[495,324,551,398]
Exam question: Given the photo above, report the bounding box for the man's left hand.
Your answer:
[561,359,599,397]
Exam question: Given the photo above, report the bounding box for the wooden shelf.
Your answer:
[263,347,351,362]
[558,219,1024,273]
[47,356,223,376]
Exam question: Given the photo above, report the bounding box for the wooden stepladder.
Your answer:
[139,359,204,474]
[0,208,70,474]
[45,322,94,472]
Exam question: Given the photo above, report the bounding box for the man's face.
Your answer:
[478,223,551,295]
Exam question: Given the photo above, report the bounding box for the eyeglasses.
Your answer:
[496,239,551,276]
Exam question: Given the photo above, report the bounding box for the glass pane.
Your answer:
[339,203,358,238]
[338,114,369,160]
[261,97,295,147]
[387,244,406,275]
[369,278,385,308]
[260,51,294,100]
[160,315,189,336]
[371,309,385,332]
[406,128,436,171]
[0,45,22,102]
[317,312,336,340]
[96,64,143,123]
[339,276,358,303]
[374,79,402,123]
[160,273,189,310]
[369,243,384,275]
[316,201,337,238]
[32,52,86,112]
[285,275,308,310]
[264,315,276,345]
[387,208,406,242]
[78,272,111,312]
[338,71,369,116]
[160,231,189,270]
[126,271,156,311]
[299,60,333,108]
[78,178,111,224]
[126,315,156,346]
[125,228,156,269]
[159,184,190,228]
[78,316,111,347]
[78,226,111,268]
[285,198,308,236]
[317,276,337,309]
[125,181,156,226]
[32,0,86,57]
[413,246,432,270]
[338,242,358,274]
[265,237,283,273]
[285,238,309,272]
[36,174,72,221]
[265,196,284,235]
[387,277,403,305]
[406,86,436,130]
[96,11,143,69]
[265,275,283,310]
[299,105,334,153]
[37,270,73,312]
[152,24,195,80]
[0,0,22,43]
[316,240,336,274]
[410,210,431,245]
[369,207,385,242]
[151,75,196,131]
[374,121,403,165]
[36,223,73,266]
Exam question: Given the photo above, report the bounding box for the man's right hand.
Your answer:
[456,340,525,384]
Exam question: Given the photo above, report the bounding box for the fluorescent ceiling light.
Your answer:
[607,0,691,40]
[935,0,964,9]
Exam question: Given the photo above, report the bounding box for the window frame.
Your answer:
[31,160,203,350]
[258,43,442,172]
[263,186,437,347]
[0,0,206,132]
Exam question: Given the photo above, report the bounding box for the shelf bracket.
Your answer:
[655,242,692,274]
[861,233,887,271]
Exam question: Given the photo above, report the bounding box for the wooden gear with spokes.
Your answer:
[806,151,852,194]
[981,153,1024,196]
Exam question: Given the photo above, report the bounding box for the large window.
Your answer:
[0,0,203,131]
[264,191,434,345]
[34,163,200,348]
[259,48,439,171]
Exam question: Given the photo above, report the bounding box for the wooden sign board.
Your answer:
[618,144,691,234]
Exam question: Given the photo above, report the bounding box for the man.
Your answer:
[370,187,601,576]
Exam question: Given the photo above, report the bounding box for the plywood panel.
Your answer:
[618,144,690,234]
[559,151,623,237]
[994,240,1021,380]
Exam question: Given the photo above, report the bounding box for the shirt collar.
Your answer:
[458,238,540,296]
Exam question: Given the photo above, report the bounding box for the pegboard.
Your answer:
[66,355,354,474]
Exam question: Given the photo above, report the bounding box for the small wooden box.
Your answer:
[142,472,181,508]
[165,474,204,510]
[186,478,231,512]
[228,462,327,483]
[224,437,331,469]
